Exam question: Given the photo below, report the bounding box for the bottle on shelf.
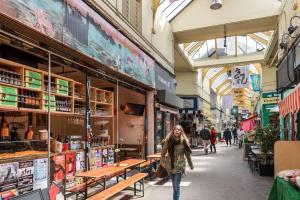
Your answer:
[25,125,34,140]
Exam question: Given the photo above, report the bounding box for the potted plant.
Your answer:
[254,125,280,176]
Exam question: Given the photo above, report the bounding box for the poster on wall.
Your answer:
[50,154,65,183]
[107,148,114,166]
[0,0,156,88]
[102,148,108,167]
[0,162,19,192]
[76,151,85,172]
[18,160,33,195]
[94,149,102,169]
[65,152,76,189]
[33,158,48,190]
[232,66,249,88]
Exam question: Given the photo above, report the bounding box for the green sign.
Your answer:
[0,86,17,107]
[56,78,69,96]
[261,91,278,127]
[231,106,238,116]
[25,70,41,90]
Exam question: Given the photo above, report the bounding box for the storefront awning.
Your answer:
[279,83,300,116]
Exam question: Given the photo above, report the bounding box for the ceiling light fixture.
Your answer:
[210,0,223,10]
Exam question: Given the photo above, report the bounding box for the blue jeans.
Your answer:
[170,172,182,200]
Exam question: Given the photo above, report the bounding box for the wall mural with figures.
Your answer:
[0,0,156,87]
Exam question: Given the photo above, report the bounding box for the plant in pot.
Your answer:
[254,125,280,176]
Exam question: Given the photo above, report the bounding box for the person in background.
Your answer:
[210,126,217,153]
[160,125,194,200]
[232,126,238,145]
[237,126,245,149]
[223,127,232,147]
[200,125,211,155]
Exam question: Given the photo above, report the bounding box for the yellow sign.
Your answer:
[262,97,279,104]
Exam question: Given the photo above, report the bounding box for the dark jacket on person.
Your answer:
[223,129,232,139]
[200,128,211,140]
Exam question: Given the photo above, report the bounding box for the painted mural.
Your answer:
[0,0,156,87]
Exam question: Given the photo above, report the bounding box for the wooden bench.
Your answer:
[87,173,148,200]
[66,169,131,200]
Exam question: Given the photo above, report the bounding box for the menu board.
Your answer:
[33,158,48,190]
[18,161,33,195]
[0,162,19,192]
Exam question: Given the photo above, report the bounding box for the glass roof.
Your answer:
[159,0,192,21]
[182,31,273,60]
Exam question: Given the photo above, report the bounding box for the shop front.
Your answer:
[154,64,182,152]
[0,0,157,199]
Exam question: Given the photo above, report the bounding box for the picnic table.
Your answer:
[76,159,145,198]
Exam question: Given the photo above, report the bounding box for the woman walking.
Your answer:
[210,126,217,153]
[160,125,194,200]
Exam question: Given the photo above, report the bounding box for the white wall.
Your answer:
[176,71,201,96]
[117,86,145,145]
[261,65,277,92]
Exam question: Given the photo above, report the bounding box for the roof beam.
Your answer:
[194,51,265,68]
[171,0,280,43]
[187,41,204,55]
[216,80,231,93]
[209,68,228,85]
[248,33,268,45]
[220,85,232,95]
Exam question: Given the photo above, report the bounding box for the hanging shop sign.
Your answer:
[0,0,156,87]
[155,64,175,92]
[180,96,202,111]
[231,106,238,116]
[250,74,261,92]
[261,92,279,104]
[232,66,249,88]
[261,91,279,127]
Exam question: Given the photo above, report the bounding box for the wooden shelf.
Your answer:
[96,102,113,106]
[0,58,115,144]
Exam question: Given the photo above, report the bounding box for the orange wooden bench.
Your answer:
[87,173,148,200]
[66,169,131,200]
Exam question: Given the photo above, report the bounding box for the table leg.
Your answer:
[85,177,88,199]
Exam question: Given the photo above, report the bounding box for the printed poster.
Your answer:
[18,160,33,195]
[232,66,249,88]
[76,151,85,172]
[0,189,18,200]
[65,152,76,189]
[0,162,19,192]
[102,148,108,167]
[33,158,48,190]
[107,148,114,166]
[50,154,65,183]
[94,149,102,169]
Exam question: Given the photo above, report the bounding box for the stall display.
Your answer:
[0,58,115,198]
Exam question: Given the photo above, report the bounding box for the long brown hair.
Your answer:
[165,125,190,145]
[164,125,191,169]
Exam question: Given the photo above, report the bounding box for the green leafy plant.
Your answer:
[254,125,280,153]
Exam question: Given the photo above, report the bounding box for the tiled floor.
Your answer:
[113,143,273,200]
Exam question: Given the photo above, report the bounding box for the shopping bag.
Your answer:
[156,164,168,178]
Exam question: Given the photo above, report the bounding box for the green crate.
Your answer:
[56,78,69,95]
[0,85,17,107]
[43,93,56,111]
[25,70,42,90]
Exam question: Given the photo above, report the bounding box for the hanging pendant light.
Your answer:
[210,0,223,10]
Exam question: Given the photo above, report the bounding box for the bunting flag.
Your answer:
[232,66,249,88]
[279,83,300,116]
[250,74,261,92]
